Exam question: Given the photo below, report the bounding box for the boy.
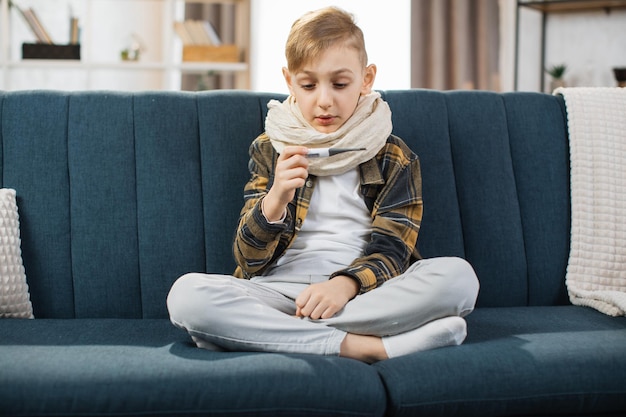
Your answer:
[167,6,479,363]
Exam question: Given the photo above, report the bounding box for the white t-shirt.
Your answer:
[264,168,372,277]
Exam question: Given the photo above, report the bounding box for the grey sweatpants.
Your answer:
[167,257,479,356]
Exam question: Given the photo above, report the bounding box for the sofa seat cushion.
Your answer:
[0,319,386,417]
[374,306,626,417]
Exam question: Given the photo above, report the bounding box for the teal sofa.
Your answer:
[1,89,625,417]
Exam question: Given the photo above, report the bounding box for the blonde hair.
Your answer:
[285,7,368,73]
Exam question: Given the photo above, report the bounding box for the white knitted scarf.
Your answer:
[265,92,392,176]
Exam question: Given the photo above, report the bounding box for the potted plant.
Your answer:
[546,64,567,91]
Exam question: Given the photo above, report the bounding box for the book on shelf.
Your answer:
[174,20,222,46]
[10,1,54,44]
[69,16,80,44]
[175,19,238,63]
[201,21,221,46]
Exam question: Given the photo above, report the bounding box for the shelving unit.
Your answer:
[0,0,250,91]
[519,0,626,13]
[514,0,626,91]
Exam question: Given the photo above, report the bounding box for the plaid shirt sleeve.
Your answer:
[330,136,423,293]
[232,134,295,278]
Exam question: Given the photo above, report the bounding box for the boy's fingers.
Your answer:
[295,291,310,316]
[279,152,309,171]
[281,145,309,157]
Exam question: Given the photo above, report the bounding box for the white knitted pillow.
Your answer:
[0,188,33,318]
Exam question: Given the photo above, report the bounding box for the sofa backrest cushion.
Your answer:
[0,89,570,319]
[381,90,570,308]
[0,90,279,318]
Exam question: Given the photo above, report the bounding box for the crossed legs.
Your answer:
[167,257,479,362]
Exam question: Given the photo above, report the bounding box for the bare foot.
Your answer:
[339,333,388,363]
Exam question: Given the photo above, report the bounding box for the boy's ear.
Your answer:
[282,67,295,95]
[361,64,377,95]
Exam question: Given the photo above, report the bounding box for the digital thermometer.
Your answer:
[306,148,366,158]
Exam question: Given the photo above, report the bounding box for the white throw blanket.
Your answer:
[555,87,626,316]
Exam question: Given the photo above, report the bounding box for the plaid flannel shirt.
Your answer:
[233,133,423,294]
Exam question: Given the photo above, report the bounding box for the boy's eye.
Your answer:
[300,84,316,90]
[334,83,348,89]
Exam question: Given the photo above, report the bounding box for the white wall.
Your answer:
[249,0,411,93]
[500,0,626,92]
[544,9,626,89]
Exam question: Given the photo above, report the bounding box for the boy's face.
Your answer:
[282,44,376,134]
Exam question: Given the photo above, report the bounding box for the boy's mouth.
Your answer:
[316,115,336,126]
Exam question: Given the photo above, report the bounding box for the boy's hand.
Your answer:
[263,146,309,222]
[295,276,360,320]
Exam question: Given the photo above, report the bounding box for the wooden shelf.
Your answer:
[519,0,626,13]
[7,59,248,72]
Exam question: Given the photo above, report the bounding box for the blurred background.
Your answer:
[1,0,625,92]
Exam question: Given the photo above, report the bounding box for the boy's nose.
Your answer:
[317,88,332,109]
